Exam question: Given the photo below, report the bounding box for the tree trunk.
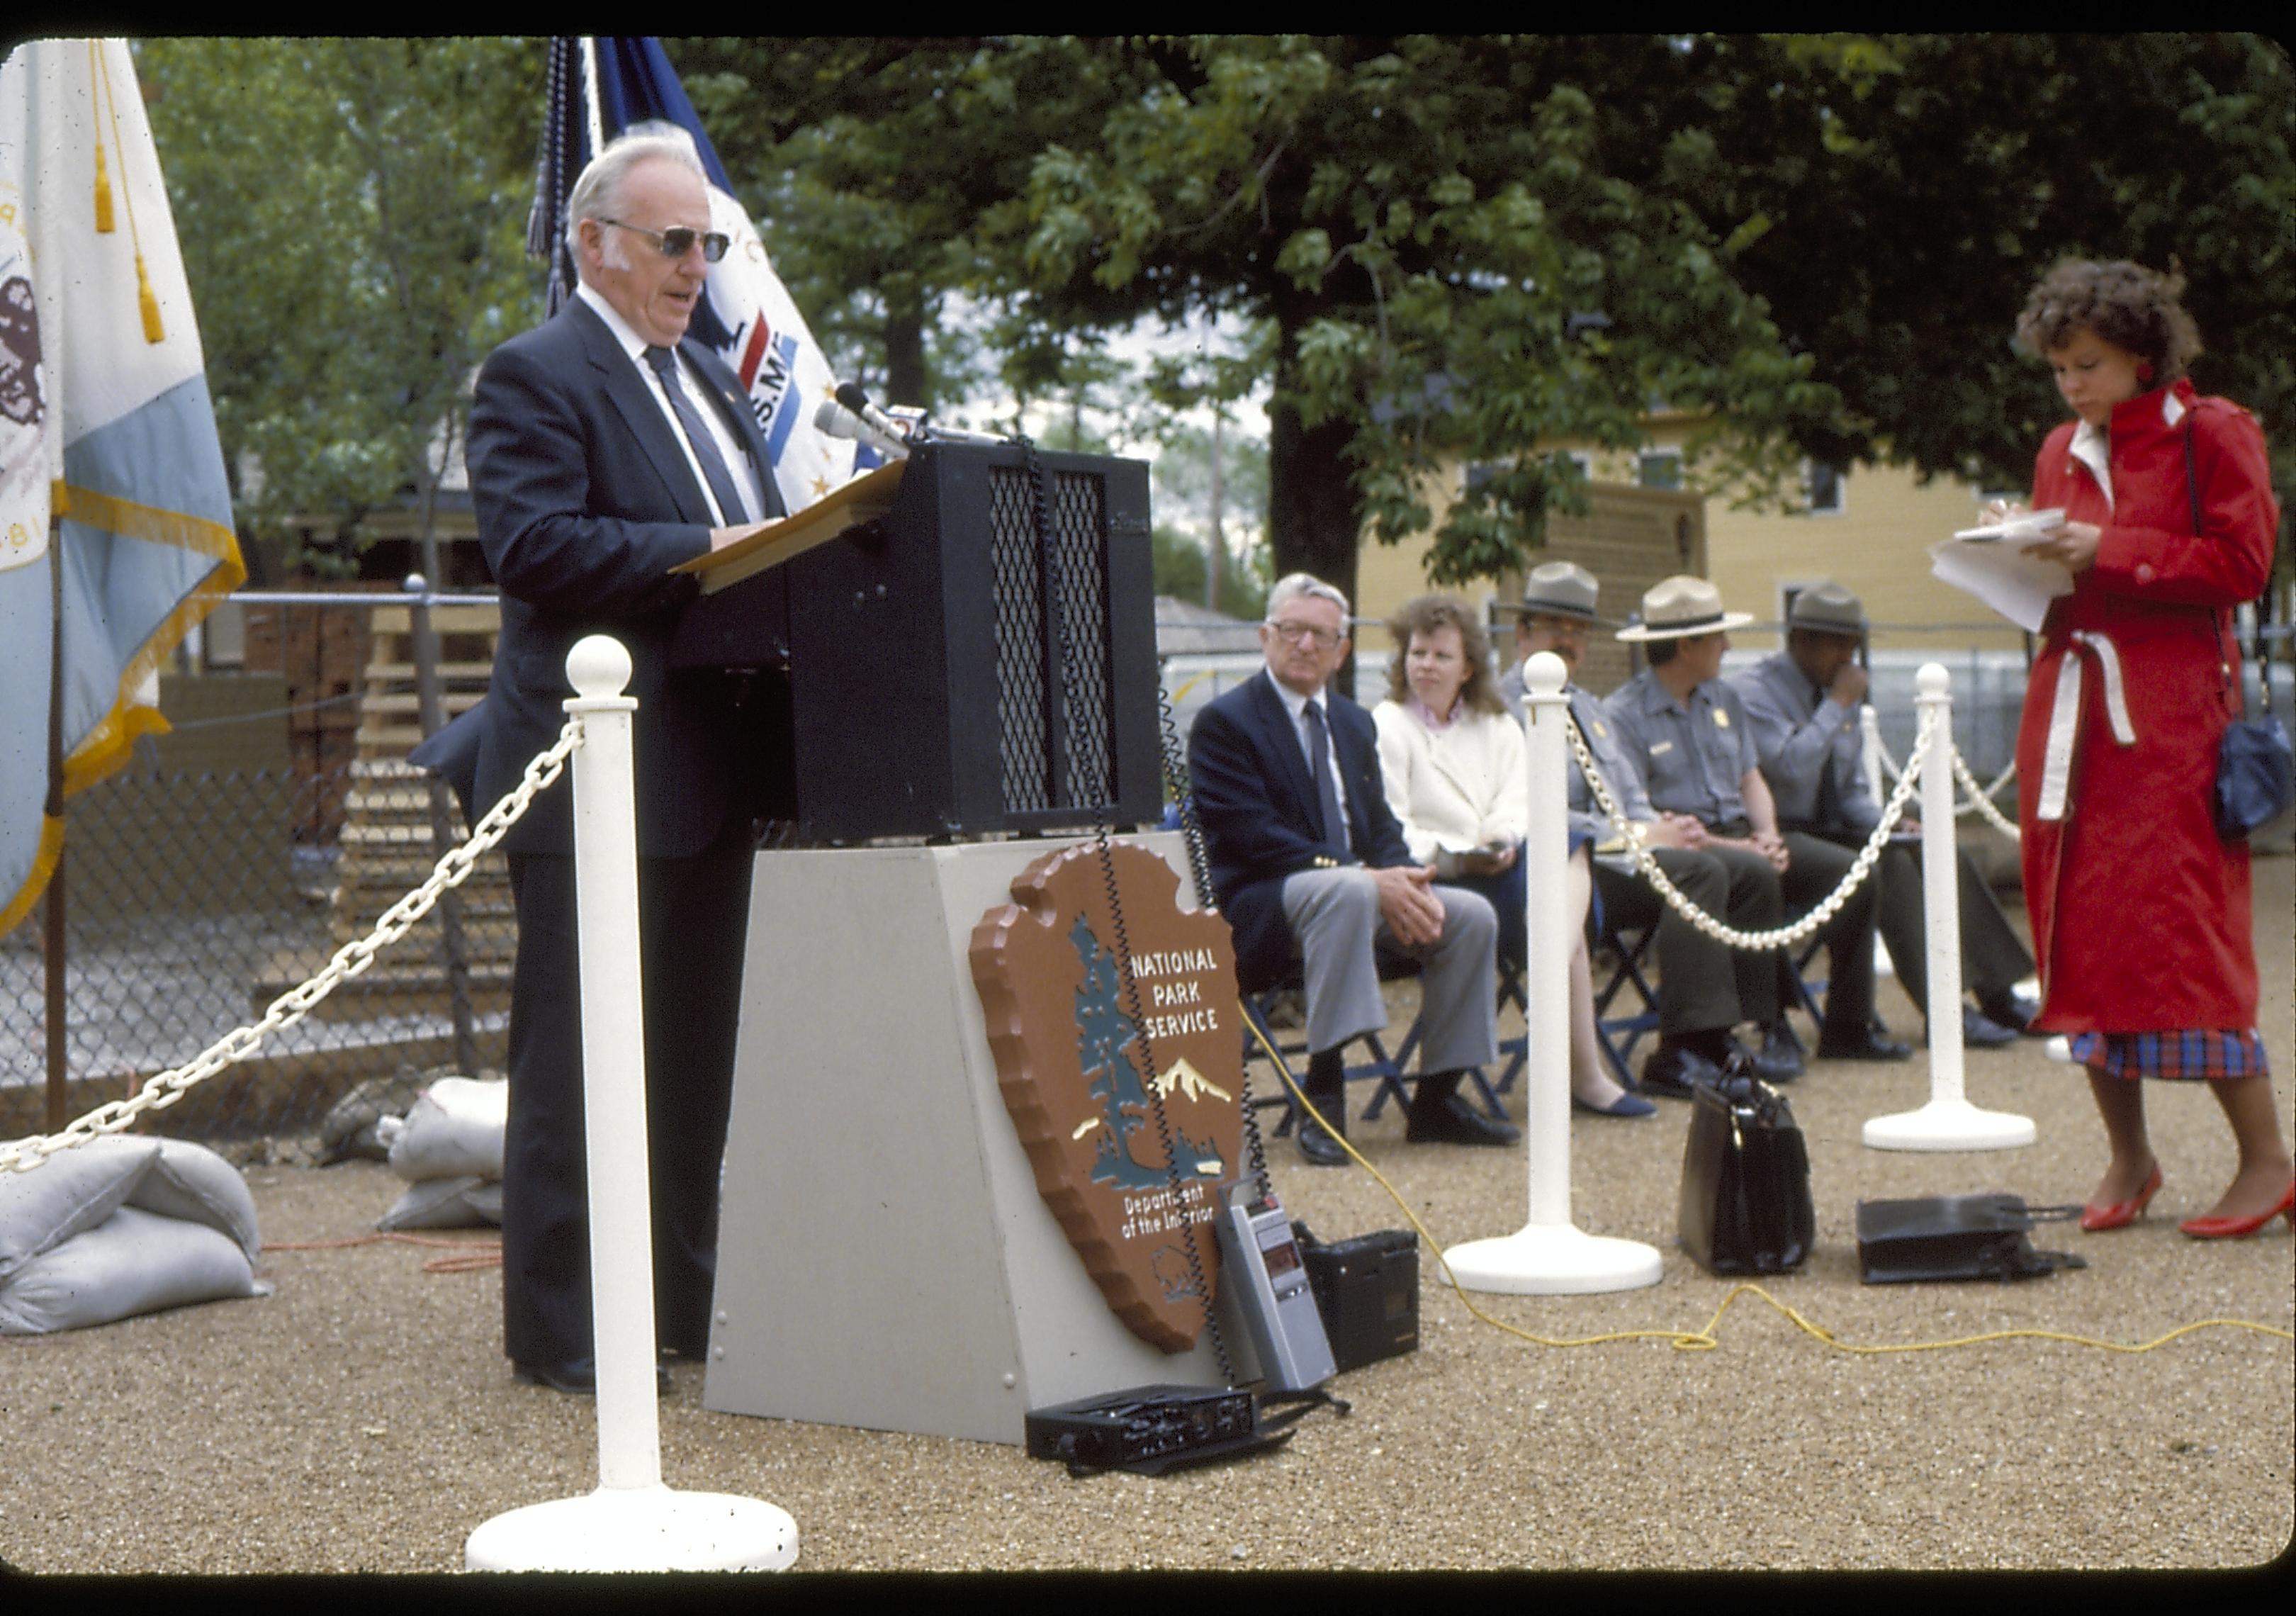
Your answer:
[1267,309,1366,616]
[1206,407,1225,610]
[884,301,930,410]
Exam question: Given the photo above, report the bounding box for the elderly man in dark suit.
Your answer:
[450,125,786,1394]
[1187,572,1516,1166]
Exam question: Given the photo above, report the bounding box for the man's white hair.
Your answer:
[565,122,709,270]
[1264,572,1350,622]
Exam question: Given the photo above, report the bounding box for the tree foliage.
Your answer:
[1555,33,2296,519]
[137,38,539,573]
[944,40,1816,597]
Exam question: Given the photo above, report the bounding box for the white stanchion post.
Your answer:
[1862,663,2036,1153]
[1444,652,1663,1295]
[466,636,797,1573]
[1858,704,1896,978]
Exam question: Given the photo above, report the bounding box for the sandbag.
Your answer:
[0,1206,268,1335]
[385,1077,508,1183]
[0,1136,161,1285]
[127,1138,263,1267]
[377,1174,503,1231]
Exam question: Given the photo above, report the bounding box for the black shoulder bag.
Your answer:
[2193,409,2296,839]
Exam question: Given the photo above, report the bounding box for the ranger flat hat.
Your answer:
[1507,560,1608,624]
[1614,574,1755,642]
[1786,581,1869,637]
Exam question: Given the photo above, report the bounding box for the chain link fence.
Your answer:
[2,713,517,1150]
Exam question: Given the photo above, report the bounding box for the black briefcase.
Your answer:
[1855,1194,2087,1284]
[1676,1068,1815,1276]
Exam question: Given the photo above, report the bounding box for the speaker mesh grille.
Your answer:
[987,466,1113,814]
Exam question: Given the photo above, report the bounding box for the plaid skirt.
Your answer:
[2071,1028,2271,1082]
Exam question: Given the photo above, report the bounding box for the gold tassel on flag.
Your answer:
[135,254,163,343]
[94,140,115,232]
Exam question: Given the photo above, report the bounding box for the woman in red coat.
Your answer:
[2003,259,2292,1240]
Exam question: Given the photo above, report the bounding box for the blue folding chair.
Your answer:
[1589,912,1665,1091]
[1237,953,1507,1136]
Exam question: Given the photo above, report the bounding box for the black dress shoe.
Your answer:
[1295,1106,1349,1167]
[1751,1023,1805,1082]
[1405,1092,1522,1146]
[1815,1031,1915,1062]
[1956,1005,2018,1048]
[1639,1041,1721,1099]
[513,1357,675,1396]
[1979,990,2043,1036]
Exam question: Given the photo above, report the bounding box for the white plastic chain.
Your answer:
[1565,703,1936,952]
[0,717,586,1175]
[1865,707,2020,841]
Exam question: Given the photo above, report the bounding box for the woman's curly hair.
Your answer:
[1383,593,1506,716]
[2015,259,2202,384]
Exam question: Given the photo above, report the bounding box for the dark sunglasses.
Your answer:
[599,218,729,263]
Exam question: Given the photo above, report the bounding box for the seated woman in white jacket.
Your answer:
[1373,594,1653,1118]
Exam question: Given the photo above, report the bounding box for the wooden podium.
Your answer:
[702,834,1255,1444]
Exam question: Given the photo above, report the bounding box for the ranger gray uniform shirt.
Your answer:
[1601,668,1761,829]
[1501,661,1654,846]
[1731,652,1880,831]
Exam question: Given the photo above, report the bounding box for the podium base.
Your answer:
[1441,1223,1665,1296]
[1862,1099,2037,1152]
[464,1485,797,1573]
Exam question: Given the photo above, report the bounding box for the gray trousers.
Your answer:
[1278,867,1499,1072]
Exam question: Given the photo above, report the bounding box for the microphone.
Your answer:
[834,383,916,450]
[834,382,1006,449]
[812,395,909,461]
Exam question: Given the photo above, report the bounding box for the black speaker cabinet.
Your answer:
[674,441,1161,843]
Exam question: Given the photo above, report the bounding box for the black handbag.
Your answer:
[2188,413,2296,839]
[1855,1194,2087,1284]
[1676,1063,1814,1276]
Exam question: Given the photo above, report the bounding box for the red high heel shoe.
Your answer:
[2080,1164,2163,1232]
[2179,1177,2296,1240]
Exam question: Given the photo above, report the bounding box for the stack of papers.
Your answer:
[1930,508,2073,632]
[1950,507,2066,544]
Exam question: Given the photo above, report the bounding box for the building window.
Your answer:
[1636,450,1682,491]
[1805,459,1846,515]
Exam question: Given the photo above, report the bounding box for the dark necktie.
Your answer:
[642,344,751,524]
[1302,700,1352,862]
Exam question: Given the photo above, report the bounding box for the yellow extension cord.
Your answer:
[1244,1018,2294,1359]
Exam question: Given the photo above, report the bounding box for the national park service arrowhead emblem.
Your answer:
[969,839,1244,1353]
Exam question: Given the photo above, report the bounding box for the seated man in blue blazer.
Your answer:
[1188,573,1518,1165]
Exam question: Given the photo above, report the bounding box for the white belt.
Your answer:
[2037,630,2136,821]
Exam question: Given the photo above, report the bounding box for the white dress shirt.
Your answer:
[575,281,765,524]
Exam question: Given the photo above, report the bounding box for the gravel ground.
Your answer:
[1,855,2289,1579]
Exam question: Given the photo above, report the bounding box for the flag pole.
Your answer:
[43,510,67,1131]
